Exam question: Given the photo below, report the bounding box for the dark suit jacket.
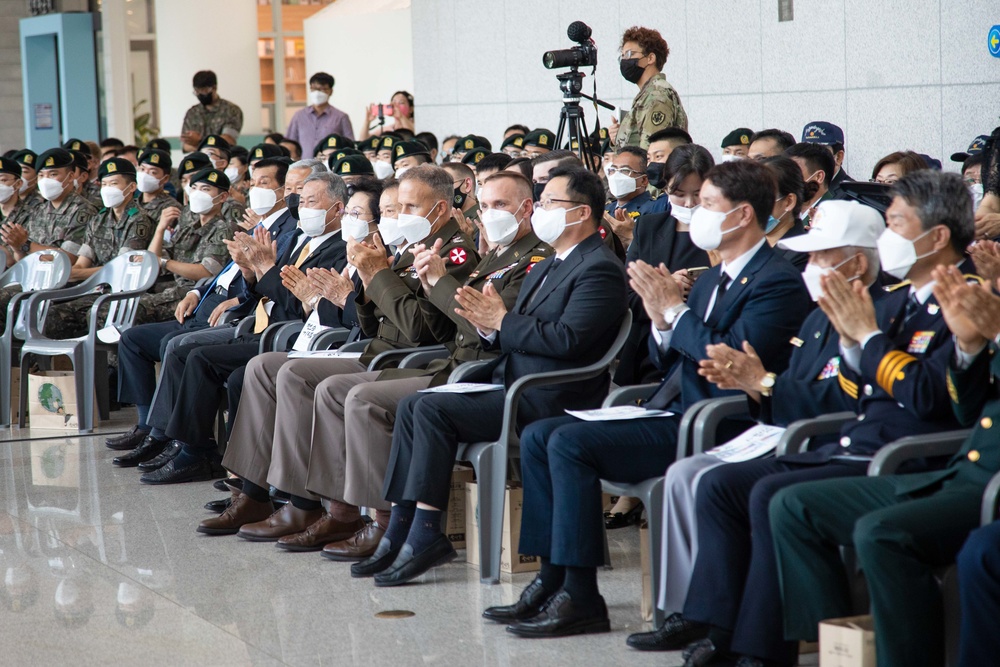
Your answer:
[645,241,812,412]
[252,229,349,323]
[476,231,628,425]
[828,167,854,200]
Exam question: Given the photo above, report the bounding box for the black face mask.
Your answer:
[197,93,214,106]
[286,193,300,220]
[646,162,666,189]
[453,186,468,209]
[620,58,644,84]
[532,182,545,203]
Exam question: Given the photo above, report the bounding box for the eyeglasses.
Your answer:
[346,207,372,220]
[606,166,645,178]
[533,198,585,211]
[870,178,899,185]
[618,50,646,62]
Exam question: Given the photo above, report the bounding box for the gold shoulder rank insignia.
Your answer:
[884,280,911,292]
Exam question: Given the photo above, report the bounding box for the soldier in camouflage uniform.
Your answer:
[137,167,233,323]
[10,150,45,213]
[0,157,35,267]
[135,148,177,221]
[44,158,155,339]
[180,70,243,152]
[67,148,103,209]
[613,27,688,151]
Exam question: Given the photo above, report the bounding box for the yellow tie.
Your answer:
[253,240,311,334]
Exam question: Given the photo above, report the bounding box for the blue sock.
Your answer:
[405,508,444,552]
[168,444,203,468]
[136,405,151,429]
[383,504,415,547]
[149,427,167,440]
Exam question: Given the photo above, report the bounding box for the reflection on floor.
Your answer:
[0,410,749,666]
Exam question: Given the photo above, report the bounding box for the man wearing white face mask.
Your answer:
[9,149,44,212]
[135,149,175,221]
[0,157,33,266]
[285,72,354,159]
[604,147,670,249]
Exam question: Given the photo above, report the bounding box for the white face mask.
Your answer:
[373,160,395,180]
[0,184,15,204]
[689,205,741,251]
[247,166,255,181]
[297,205,333,237]
[394,166,411,179]
[38,176,67,201]
[482,205,524,247]
[248,186,279,215]
[719,154,742,163]
[607,172,639,199]
[971,183,984,211]
[378,216,406,247]
[136,171,163,194]
[877,227,936,280]
[531,204,583,245]
[341,214,371,241]
[308,89,330,107]
[671,203,698,225]
[397,204,442,244]
[224,166,240,183]
[18,179,31,194]
[802,255,860,302]
[100,185,128,209]
[188,189,218,214]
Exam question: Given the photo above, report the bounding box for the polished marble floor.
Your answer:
[0,410,705,667]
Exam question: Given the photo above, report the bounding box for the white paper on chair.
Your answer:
[419,383,504,394]
[96,326,122,344]
[286,349,363,359]
[291,311,331,352]
[704,424,786,462]
[565,406,675,421]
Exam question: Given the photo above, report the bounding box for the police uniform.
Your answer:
[616,72,688,150]
[181,98,243,144]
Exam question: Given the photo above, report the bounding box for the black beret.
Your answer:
[10,149,37,169]
[98,157,137,180]
[523,129,555,149]
[500,134,525,150]
[460,147,490,165]
[326,147,362,169]
[138,148,172,171]
[69,150,90,171]
[188,167,231,191]
[330,155,374,176]
[391,140,431,167]
[198,135,231,152]
[0,157,22,178]
[178,152,212,178]
[62,138,87,153]
[37,148,75,170]
[144,138,172,152]
[248,143,284,161]
[314,134,356,154]
[721,128,754,148]
[364,136,382,152]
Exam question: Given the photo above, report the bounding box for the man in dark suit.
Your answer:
[677,170,978,667]
[353,167,628,588]
[481,160,811,639]
[107,158,309,460]
[138,171,352,485]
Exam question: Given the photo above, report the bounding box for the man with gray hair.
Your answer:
[132,171,353,485]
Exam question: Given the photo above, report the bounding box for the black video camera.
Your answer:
[542,21,597,70]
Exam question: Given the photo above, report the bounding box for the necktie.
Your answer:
[253,238,312,334]
[707,272,730,322]
[903,293,921,324]
[526,258,561,307]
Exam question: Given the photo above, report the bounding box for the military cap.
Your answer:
[455,134,491,153]
[229,145,249,162]
[69,150,90,172]
[37,148,75,170]
[500,134,525,150]
[314,133,356,155]
[178,151,212,178]
[138,148,172,171]
[62,138,87,152]
[330,155,374,177]
[523,129,556,149]
[363,136,382,153]
[98,157,136,180]
[0,157,22,178]
[188,167,231,191]
[379,134,405,152]
[801,121,845,146]
[10,149,37,169]
[198,134,231,152]
[144,138,172,152]
[390,140,431,167]
[951,135,990,163]
[460,147,490,166]
[721,127,754,148]
[248,143,284,162]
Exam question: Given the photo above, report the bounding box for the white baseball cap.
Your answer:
[778,200,886,253]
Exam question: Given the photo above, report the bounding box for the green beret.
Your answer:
[198,135,231,152]
[325,147,362,169]
[330,155,374,177]
[248,143,284,161]
[314,134,356,154]
[138,148,172,171]
[460,147,490,166]
[144,138,172,152]
[98,157,136,180]
[62,138,87,153]
[0,157,22,178]
[188,167,230,191]
[178,152,212,178]
[390,140,431,167]
[500,134,525,150]
[721,127,754,148]
[36,148,75,170]
[10,149,37,168]
[523,129,556,149]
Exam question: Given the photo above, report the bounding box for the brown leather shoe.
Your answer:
[197,493,274,536]
[276,513,365,552]
[321,521,386,561]
[237,503,324,542]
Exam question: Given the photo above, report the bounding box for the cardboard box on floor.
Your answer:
[640,521,653,622]
[446,465,475,549]
[465,481,539,574]
[819,615,876,667]
[27,370,95,430]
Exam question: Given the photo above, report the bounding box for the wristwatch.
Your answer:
[19,239,30,255]
[759,372,777,397]
[663,303,687,327]
[159,257,168,270]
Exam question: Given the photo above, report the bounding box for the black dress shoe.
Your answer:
[137,440,183,472]
[506,590,610,638]
[483,577,554,623]
[605,502,644,529]
[373,535,456,587]
[105,425,150,451]
[683,639,735,667]
[351,536,401,578]
[626,612,710,651]
[112,436,169,468]
[204,496,233,513]
[214,478,243,493]
[139,457,216,485]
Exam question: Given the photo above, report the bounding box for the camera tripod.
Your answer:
[553,70,598,173]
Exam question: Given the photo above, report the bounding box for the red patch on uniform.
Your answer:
[449,248,468,265]
[526,262,537,273]
[599,226,607,239]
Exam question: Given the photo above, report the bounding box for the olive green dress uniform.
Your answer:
[771,343,1000,667]
[181,98,244,143]
[615,72,688,150]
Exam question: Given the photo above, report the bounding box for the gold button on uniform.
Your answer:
[982,417,993,429]
[969,450,981,463]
